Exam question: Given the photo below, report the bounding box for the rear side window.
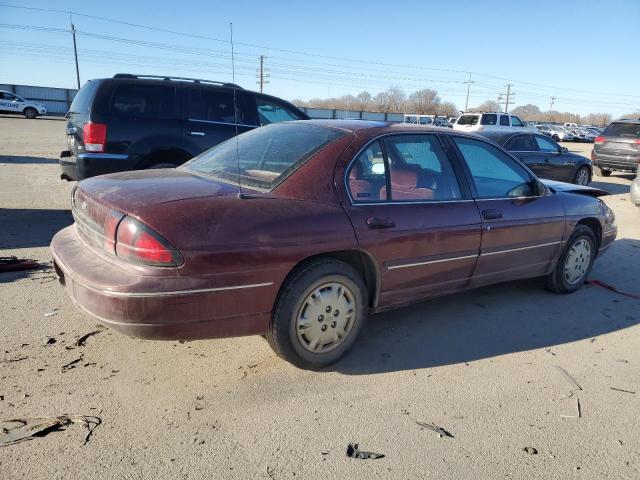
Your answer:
[69,80,100,114]
[256,98,303,125]
[602,122,640,138]
[499,115,510,126]
[456,114,479,126]
[348,141,387,202]
[481,114,497,125]
[109,84,175,119]
[186,88,246,124]
[505,134,537,151]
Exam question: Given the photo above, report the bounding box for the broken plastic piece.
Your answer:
[0,415,101,447]
[0,256,42,273]
[75,329,104,347]
[523,447,538,455]
[346,443,385,459]
[416,422,454,438]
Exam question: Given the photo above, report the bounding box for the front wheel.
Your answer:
[266,260,368,369]
[23,107,37,119]
[546,225,596,294]
[573,166,591,185]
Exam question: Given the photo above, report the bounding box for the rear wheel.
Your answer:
[546,225,596,294]
[573,166,591,185]
[23,107,37,119]
[552,135,560,142]
[266,260,368,369]
[594,166,611,177]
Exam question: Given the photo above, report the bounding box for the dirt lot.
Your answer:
[1,115,639,479]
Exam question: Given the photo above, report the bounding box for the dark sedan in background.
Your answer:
[478,131,592,185]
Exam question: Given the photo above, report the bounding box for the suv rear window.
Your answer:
[183,123,345,190]
[69,80,100,114]
[457,114,479,126]
[481,114,497,125]
[108,84,175,119]
[602,122,640,138]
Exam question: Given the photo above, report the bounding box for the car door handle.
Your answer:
[366,217,395,229]
[482,209,502,220]
[188,131,205,136]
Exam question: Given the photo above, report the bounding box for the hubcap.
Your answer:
[563,238,591,285]
[575,168,590,185]
[295,282,356,354]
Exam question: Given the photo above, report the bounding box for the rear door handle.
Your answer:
[366,217,395,229]
[482,209,502,220]
[188,131,205,136]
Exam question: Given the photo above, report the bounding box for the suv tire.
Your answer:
[594,166,612,177]
[266,259,368,369]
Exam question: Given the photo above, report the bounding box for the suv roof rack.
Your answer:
[112,73,243,89]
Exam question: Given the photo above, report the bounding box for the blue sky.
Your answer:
[1,0,639,116]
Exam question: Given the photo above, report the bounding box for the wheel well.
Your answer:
[277,250,380,311]
[140,149,192,169]
[577,217,602,250]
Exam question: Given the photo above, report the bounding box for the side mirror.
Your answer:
[532,180,548,197]
[560,146,569,154]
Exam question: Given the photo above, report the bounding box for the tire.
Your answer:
[546,225,597,294]
[266,259,368,369]
[573,166,591,185]
[594,166,611,177]
[552,135,560,142]
[23,107,37,119]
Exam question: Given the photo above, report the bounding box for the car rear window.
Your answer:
[602,122,640,138]
[69,80,100,114]
[457,115,479,126]
[481,114,498,125]
[183,123,346,191]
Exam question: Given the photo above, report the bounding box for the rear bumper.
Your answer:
[59,152,135,181]
[593,151,639,172]
[50,226,273,340]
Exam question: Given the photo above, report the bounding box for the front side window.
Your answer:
[505,134,537,152]
[347,141,387,202]
[186,88,245,124]
[109,84,175,119]
[256,98,302,125]
[453,137,534,198]
[534,135,559,153]
[499,115,510,126]
[481,114,498,126]
[184,123,344,191]
[456,114,479,126]
[510,116,524,127]
[383,135,461,201]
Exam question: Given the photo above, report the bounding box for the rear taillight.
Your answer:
[115,217,183,267]
[83,122,107,152]
[594,136,605,144]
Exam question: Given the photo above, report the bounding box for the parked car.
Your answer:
[51,120,616,369]
[477,131,592,185]
[564,123,578,128]
[453,112,533,133]
[631,166,640,207]
[592,118,640,176]
[404,114,435,126]
[535,125,554,138]
[0,90,47,118]
[59,74,309,181]
[547,125,575,142]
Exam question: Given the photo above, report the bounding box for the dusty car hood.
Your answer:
[541,179,609,198]
[77,168,248,214]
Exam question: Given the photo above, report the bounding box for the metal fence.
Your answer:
[0,83,407,120]
[0,84,77,115]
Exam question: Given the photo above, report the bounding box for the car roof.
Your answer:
[475,131,527,144]
[612,118,640,124]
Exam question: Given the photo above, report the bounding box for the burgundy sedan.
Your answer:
[51,121,617,368]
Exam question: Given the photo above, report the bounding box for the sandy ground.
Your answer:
[0,115,639,479]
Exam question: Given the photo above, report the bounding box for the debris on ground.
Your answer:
[2,356,28,363]
[0,256,42,273]
[610,387,635,395]
[346,443,385,459]
[43,310,58,318]
[416,422,454,438]
[61,356,83,371]
[0,415,101,447]
[561,398,582,419]
[45,337,57,346]
[523,447,538,455]
[585,280,640,300]
[75,329,104,347]
[556,366,582,391]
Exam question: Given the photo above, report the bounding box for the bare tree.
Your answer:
[407,89,441,114]
[511,104,541,120]
[469,100,500,112]
[437,102,458,117]
[355,91,373,111]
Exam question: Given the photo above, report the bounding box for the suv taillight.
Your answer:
[83,122,107,152]
[594,136,605,145]
[115,217,183,267]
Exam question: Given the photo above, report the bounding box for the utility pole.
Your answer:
[504,84,513,113]
[464,72,474,111]
[549,96,556,111]
[70,14,81,89]
[256,55,269,93]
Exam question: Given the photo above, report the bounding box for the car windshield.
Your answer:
[602,122,640,138]
[182,123,346,191]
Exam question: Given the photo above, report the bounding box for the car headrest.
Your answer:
[390,168,418,188]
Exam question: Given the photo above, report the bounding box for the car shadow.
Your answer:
[0,114,65,122]
[592,175,634,195]
[0,208,73,249]
[0,155,59,165]
[333,238,640,375]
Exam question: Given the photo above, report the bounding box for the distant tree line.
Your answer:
[291,86,624,126]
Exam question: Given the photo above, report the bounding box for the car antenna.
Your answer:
[230,22,247,200]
